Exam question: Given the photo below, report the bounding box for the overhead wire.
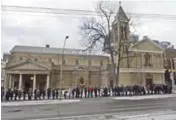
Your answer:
[2,5,176,20]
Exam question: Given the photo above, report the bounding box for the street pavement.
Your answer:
[2,96,176,120]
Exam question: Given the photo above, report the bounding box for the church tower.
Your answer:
[112,1,130,68]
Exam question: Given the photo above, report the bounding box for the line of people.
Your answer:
[1,84,173,102]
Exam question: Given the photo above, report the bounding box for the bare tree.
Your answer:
[80,1,135,86]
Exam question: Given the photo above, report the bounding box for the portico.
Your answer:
[5,60,50,91]
[6,73,50,91]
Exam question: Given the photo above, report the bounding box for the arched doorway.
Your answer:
[145,73,153,86]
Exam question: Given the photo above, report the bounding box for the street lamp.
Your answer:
[59,35,69,100]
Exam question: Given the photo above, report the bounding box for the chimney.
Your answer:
[46,44,50,48]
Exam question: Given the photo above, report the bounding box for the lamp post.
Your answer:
[59,35,69,100]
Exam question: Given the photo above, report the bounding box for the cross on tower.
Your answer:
[119,0,121,6]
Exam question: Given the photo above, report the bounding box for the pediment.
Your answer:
[7,61,48,71]
[131,39,164,52]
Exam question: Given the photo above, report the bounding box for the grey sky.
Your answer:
[1,0,176,57]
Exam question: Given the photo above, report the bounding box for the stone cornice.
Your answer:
[120,68,165,73]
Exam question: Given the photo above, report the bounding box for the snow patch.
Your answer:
[1,99,81,107]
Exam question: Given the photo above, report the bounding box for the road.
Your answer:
[2,97,176,120]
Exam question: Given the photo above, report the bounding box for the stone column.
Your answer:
[46,75,50,89]
[33,74,36,93]
[151,54,154,68]
[141,53,143,68]
[9,74,12,88]
[18,74,22,90]
[162,73,165,84]
[161,54,163,68]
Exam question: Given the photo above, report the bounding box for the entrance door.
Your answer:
[146,79,153,86]
[25,80,32,90]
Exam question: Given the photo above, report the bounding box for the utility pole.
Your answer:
[88,49,91,87]
[59,36,69,100]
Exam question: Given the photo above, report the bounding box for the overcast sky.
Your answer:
[1,0,176,57]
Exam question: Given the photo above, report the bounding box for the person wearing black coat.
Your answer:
[9,89,13,100]
[23,88,26,100]
[84,87,88,98]
[14,88,18,100]
[1,87,5,101]
[5,89,10,101]
[18,90,22,100]
[94,87,97,97]
[52,89,56,99]
[47,88,51,99]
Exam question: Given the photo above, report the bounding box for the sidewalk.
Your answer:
[1,99,81,107]
[113,94,176,100]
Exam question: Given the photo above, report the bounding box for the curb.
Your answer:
[1,99,81,107]
[113,94,176,100]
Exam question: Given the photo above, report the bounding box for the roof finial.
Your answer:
[119,0,121,7]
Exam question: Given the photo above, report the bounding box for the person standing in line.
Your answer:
[56,89,59,99]
[94,87,97,98]
[18,90,22,100]
[23,88,26,100]
[97,87,100,97]
[14,88,18,101]
[84,87,87,98]
[52,89,55,99]
[1,87,5,101]
[47,88,51,99]
[90,87,94,98]
[9,88,13,101]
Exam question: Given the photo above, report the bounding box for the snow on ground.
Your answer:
[1,99,81,106]
[113,94,176,100]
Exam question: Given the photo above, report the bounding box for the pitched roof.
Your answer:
[10,45,109,57]
[118,6,129,21]
[5,60,48,70]
[131,38,164,51]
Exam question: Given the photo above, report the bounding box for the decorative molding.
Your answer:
[120,68,165,73]
[130,49,163,53]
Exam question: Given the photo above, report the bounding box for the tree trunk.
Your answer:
[110,51,117,87]
[116,66,120,86]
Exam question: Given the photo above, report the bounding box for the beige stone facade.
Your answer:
[118,39,165,86]
[4,46,110,91]
[110,5,166,86]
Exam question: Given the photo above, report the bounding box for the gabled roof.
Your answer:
[5,60,48,70]
[118,6,129,21]
[131,38,165,51]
